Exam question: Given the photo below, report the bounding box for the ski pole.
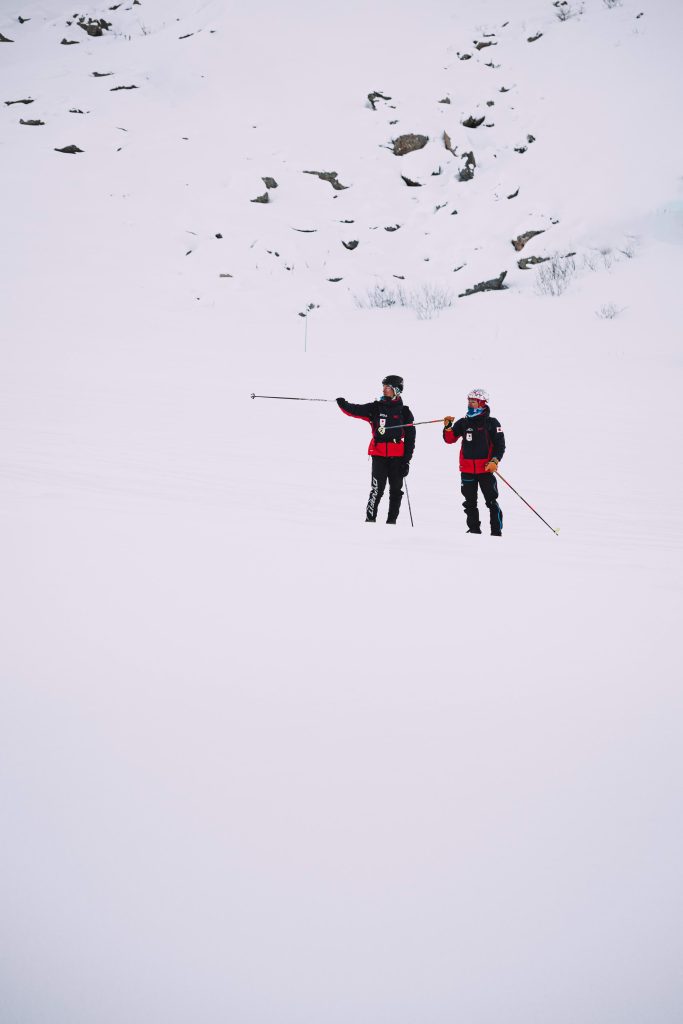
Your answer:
[495,471,559,536]
[384,418,444,430]
[404,479,414,527]
[251,393,334,402]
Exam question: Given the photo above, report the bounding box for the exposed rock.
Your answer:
[18,16,31,22]
[78,17,112,37]
[219,273,233,278]
[527,32,543,42]
[443,130,456,155]
[368,90,391,110]
[431,166,442,176]
[518,255,550,270]
[111,85,138,91]
[327,277,343,282]
[459,271,507,297]
[69,109,85,114]
[514,145,528,154]
[384,225,401,232]
[61,38,80,45]
[451,209,459,215]
[453,264,465,272]
[391,133,428,156]
[439,97,451,104]
[262,176,278,189]
[0,33,14,42]
[293,228,317,233]
[459,151,476,181]
[486,100,495,106]
[303,169,348,190]
[475,40,497,49]
[507,187,520,199]
[339,220,354,224]
[342,240,359,250]
[20,119,45,126]
[401,175,422,187]
[458,53,472,60]
[179,33,194,40]
[251,192,269,203]
[512,229,545,251]
[393,275,405,280]
[500,86,510,93]
[215,233,223,239]
[5,98,34,106]
[462,115,485,128]
[527,134,536,144]
[54,144,83,153]
[92,71,113,77]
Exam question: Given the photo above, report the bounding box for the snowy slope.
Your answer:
[2,2,683,1022]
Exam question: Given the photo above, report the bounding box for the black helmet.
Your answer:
[382,374,404,395]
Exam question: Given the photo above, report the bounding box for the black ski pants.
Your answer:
[367,456,404,523]
[461,472,503,535]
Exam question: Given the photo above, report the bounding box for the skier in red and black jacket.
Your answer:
[443,388,505,535]
[337,375,415,524]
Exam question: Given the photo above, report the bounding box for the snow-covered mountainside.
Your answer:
[2,2,683,1022]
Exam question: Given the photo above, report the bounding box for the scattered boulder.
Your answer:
[110,85,138,91]
[459,151,476,181]
[262,176,278,189]
[20,119,45,126]
[527,31,543,42]
[458,53,472,60]
[179,33,194,40]
[251,192,269,204]
[439,97,451,104]
[0,33,14,42]
[219,273,233,278]
[518,255,550,270]
[304,170,348,190]
[69,108,85,114]
[293,228,317,233]
[78,17,111,37]
[54,144,83,154]
[342,240,359,250]
[459,271,507,297]
[5,98,34,106]
[368,90,391,110]
[391,133,428,156]
[462,115,485,128]
[92,71,113,77]
[18,16,31,22]
[475,40,497,50]
[443,130,456,155]
[384,225,401,232]
[512,229,545,251]
[401,175,422,187]
[507,187,520,199]
[500,86,510,93]
[61,38,80,45]
[327,277,343,283]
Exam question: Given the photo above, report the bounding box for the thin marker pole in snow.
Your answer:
[250,393,334,402]
[495,471,559,536]
[404,480,414,527]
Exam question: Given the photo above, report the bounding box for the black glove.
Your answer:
[402,461,410,477]
[336,397,346,407]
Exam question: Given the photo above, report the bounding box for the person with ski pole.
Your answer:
[443,388,505,535]
[337,375,415,524]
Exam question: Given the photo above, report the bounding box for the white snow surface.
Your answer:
[2,1,683,1021]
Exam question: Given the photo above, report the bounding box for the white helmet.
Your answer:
[468,388,489,404]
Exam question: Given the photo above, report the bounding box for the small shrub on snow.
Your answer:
[355,283,453,319]
[596,303,623,319]
[603,0,622,8]
[535,254,576,296]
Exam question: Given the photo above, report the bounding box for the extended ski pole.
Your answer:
[251,393,334,402]
[495,471,559,536]
[404,480,414,527]
[385,418,444,430]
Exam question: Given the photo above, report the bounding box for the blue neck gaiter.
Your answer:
[467,406,485,418]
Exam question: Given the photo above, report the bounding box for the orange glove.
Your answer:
[485,459,499,473]
[443,416,455,429]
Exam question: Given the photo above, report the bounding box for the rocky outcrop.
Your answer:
[304,170,348,190]
[391,134,428,156]
[512,229,545,252]
[459,271,507,297]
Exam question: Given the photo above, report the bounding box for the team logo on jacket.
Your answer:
[378,415,387,435]
[465,432,472,441]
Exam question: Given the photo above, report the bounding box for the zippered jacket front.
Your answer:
[338,396,416,461]
[443,407,505,473]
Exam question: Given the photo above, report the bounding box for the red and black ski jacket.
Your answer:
[443,407,505,474]
[337,396,416,461]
